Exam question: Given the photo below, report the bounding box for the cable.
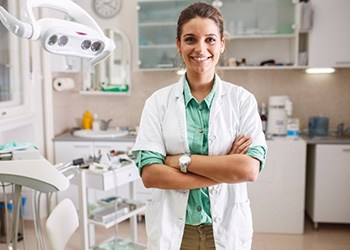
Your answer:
[32,190,46,250]
[1,182,11,247]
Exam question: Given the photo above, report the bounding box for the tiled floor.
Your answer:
[1,216,349,250]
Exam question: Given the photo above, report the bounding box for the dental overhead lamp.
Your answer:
[212,0,223,8]
[0,0,116,66]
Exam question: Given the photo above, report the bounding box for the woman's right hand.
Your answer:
[229,135,252,155]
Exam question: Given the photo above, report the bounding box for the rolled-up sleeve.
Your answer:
[135,150,165,176]
[246,145,267,172]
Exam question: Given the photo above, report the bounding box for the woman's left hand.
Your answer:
[229,135,252,155]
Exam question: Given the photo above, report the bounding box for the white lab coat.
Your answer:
[133,75,266,250]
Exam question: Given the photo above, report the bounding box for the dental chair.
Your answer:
[46,198,79,250]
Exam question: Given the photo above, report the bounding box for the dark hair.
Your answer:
[177,2,224,40]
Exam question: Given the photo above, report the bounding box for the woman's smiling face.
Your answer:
[177,17,224,76]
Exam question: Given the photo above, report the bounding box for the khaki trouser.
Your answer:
[180,224,216,250]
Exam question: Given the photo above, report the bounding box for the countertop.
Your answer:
[302,135,350,145]
[264,135,350,144]
[53,132,350,145]
[53,132,137,142]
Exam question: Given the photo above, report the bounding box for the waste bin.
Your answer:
[0,197,26,243]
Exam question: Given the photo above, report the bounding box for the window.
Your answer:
[0,0,31,119]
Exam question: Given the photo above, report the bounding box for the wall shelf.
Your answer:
[79,91,130,96]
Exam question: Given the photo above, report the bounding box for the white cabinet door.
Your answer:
[54,141,93,163]
[248,139,307,234]
[306,144,350,225]
[308,0,350,67]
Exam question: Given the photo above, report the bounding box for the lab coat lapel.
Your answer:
[174,78,189,153]
[209,78,225,129]
[162,78,189,154]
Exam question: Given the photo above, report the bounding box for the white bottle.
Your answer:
[92,113,100,131]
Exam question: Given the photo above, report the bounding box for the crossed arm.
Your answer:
[141,135,260,190]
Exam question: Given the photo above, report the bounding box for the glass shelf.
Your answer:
[230,33,295,40]
[137,0,299,70]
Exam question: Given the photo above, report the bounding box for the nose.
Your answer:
[194,40,207,53]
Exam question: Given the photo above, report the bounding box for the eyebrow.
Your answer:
[182,33,219,38]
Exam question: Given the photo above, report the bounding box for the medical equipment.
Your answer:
[267,95,293,136]
[0,0,115,66]
[0,147,69,250]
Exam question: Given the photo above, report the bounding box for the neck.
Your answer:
[186,71,215,102]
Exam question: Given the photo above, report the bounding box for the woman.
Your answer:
[132,2,267,250]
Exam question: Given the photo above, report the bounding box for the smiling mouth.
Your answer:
[191,56,211,62]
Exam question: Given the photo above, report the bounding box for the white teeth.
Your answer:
[193,57,208,61]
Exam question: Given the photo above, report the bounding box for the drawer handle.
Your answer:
[74,145,90,148]
[342,149,350,152]
[95,145,111,149]
[336,61,350,66]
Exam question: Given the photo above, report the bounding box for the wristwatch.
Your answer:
[179,154,191,173]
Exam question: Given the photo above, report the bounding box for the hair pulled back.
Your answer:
[177,2,224,40]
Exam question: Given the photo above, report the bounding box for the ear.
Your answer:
[176,39,181,53]
[221,38,225,53]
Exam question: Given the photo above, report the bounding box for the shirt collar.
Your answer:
[183,74,217,108]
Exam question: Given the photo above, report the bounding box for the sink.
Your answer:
[73,129,129,139]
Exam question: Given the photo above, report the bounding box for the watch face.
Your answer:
[93,0,122,19]
[180,155,191,164]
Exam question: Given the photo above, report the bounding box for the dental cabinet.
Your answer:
[306,144,350,228]
[248,138,307,234]
[76,164,146,249]
[137,0,310,70]
[53,134,146,249]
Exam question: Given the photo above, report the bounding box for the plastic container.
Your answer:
[92,113,100,131]
[308,116,329,137]
[287,118,300,139]
[82,111,93,130]
[0,197,26,243]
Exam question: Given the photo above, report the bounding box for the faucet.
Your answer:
[335,123,350,137]
[336,123,345,137]
[100,119,112,131]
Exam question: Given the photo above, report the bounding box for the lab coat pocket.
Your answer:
[220,199,253,249]
[234,200,253,249]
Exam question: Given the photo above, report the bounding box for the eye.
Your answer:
[206,37,217,43]
[184,36,195,44]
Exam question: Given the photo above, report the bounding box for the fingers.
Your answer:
[230,135,252,154]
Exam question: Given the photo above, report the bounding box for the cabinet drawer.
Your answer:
[85,164,140,191]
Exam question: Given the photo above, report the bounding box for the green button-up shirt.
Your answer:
[135,75,266,225]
